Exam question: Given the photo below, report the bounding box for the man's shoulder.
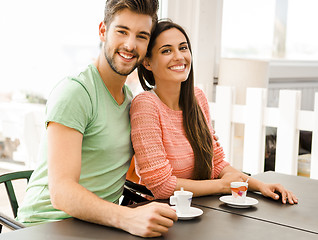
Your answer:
[70,64,98,91]
[53,65,95,92]
[50,77,87,99]
[47,66,98,110]
[59,64,102,103]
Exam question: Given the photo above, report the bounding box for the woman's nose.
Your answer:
[173,50,183,60]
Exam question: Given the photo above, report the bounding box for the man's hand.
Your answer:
[212,129,220,147]
[122,202,177,237]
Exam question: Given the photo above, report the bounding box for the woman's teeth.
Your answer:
[170,65,185,70]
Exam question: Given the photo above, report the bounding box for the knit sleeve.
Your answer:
[194,88,230,179]
[130,93,177,199]
[211,139,229,179]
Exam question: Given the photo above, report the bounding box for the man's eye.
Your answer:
[118,31,126,35]
[137,35,148,40]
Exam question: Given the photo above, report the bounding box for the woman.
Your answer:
[130,20,297,204]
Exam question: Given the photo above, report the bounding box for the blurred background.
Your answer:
[0,0,317,172]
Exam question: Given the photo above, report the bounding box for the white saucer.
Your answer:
[219,195,258,208]
[171,206,203,220]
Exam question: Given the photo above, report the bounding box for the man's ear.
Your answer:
[143,58,152,71]
[99,22,106,42]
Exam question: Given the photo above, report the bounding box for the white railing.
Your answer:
[0,102,45,169]
[209,86,318,179]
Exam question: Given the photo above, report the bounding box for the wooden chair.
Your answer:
[0,164,153,233]
[121,156,154,206]
[0,170,33,232]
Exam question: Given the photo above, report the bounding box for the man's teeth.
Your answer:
[170,65,185,70]
[119,53,133,59]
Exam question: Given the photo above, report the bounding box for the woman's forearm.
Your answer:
[175,165,264,197]
[175,178,226,197]
[218,165,265,192]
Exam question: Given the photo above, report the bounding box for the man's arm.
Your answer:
[47,122,177,237]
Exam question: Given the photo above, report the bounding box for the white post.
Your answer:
[218,59,269,170]
[213,86,235,164]
[242,88,267,175]
[275,90,301,175]
[310,92,318,179]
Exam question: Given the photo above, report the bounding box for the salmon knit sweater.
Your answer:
[130,87,229,199]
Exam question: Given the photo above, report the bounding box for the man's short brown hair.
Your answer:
[104,0,159,31]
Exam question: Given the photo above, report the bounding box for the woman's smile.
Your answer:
[169,64,186,72]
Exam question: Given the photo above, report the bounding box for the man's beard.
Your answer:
[104,45,142,76]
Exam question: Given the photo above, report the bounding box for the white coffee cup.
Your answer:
[170,188,193,214]
[231,182,248,203]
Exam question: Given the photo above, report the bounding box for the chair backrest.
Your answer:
[0,170,34,218]
[126,156,140,183]
[121,157,154,206]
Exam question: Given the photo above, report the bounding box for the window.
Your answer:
[286,0,318,60]
[221,0,275,59]
[0,0,165,98]
[0,0,105,98]
[221,0,318,61]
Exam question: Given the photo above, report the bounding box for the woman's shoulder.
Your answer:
[132,90,158,104]
[131,91,161,114]
[194,87,208,103]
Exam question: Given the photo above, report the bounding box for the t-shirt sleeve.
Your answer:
[45,78,93,134]
[130,93,177,199]
[195,87,230,179]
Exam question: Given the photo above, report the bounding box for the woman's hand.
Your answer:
[259,183,298,204]
[219,172,245,194]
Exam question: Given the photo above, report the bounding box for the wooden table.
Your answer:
[1,171,317,239]
[1,205,317,240]
[192,171,318,234]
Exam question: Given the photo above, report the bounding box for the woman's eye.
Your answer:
[118,31,126,35]
[162,49,171,54]
[180,46,188,51]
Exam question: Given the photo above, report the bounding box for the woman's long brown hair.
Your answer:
[137,20,213,180]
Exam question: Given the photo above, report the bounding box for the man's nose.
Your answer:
[123,36,137,51]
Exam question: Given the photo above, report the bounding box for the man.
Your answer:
[17,0,177,237]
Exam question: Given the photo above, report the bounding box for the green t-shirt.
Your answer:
[17,64,133,225]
